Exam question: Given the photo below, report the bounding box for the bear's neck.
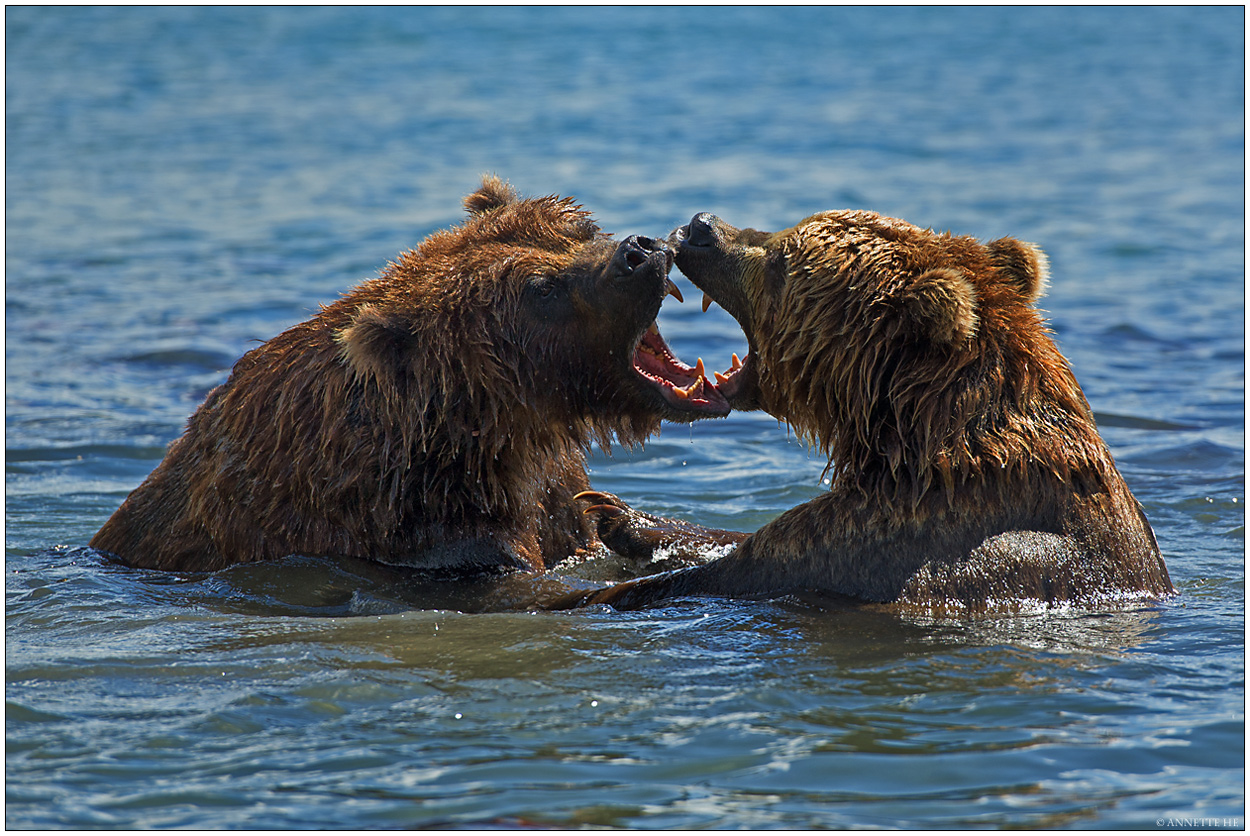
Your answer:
[821,393,1115,522]
[785,356,1116,521]
[261,322,589,541]
[384,392,590,526]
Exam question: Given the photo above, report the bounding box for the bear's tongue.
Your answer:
[632,324,735,414]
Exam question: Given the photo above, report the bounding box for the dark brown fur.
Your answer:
[91,178,716,575]
[569,210,1173,614]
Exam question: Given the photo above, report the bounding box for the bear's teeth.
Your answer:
[702,293,714,313]
[714,371,732,385]
[673,375,706,400]
[665,279,684,303]
[731,353,743,371]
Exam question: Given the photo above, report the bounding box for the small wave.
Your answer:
[1094,412,1199,431]
[6,443,169,462]
[114,349,235,370]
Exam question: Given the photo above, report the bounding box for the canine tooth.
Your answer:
[694,358,706,379]
[665,279,684,303]
[731,353,743,371]
[674,375,706,399]
[647,322,660,336]
[702,293,713,313]
[714,371,731,385]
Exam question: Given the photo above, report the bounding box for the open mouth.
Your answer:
[629,278,748,416]
[694,291,753,389]
[655,218,756,405]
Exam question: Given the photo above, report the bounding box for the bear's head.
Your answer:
[670,210,1102,508]
[335,177,728,465]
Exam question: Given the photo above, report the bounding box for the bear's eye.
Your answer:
[528,276,558,298]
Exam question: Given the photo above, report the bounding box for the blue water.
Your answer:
[6,7,1244,829]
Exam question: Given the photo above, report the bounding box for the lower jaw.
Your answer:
[653,385,731,418]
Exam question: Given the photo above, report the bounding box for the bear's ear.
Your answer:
[987,238,1049,301]
[464,175,519,216]
[899,267,980,345]
[336,304,412,383]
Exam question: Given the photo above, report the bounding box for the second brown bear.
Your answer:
[574,209,1174,614]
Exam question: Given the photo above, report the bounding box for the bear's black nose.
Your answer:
[615,235,672,276]
[686,213,719,247]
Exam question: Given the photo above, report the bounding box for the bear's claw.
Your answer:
[574,491,628,518]
[573,490,618,505]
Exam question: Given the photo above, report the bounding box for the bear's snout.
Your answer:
[614,235,673,278]
[684,213,721,248]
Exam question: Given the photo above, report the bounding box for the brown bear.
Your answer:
[90,177,733,578]
[569,209,1174,614]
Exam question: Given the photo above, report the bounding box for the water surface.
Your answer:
[6,7,1244,829]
